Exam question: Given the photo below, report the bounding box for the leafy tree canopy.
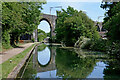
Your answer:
[101,2,120,41]
[2,2,46,48]
[37,29,47,42]
[55,6,99,46]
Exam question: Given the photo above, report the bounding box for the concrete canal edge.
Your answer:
[7,42,40,78]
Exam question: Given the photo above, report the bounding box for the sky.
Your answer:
[38,0,106,33]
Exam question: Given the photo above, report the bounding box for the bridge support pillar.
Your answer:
[33,29,37,42]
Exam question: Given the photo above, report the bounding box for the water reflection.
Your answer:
[55,48,96,78]
[38,47,51,66]
[36,70,60,78]
[20,43,120,79]
[103,60,120,79]
[87,61,108,78]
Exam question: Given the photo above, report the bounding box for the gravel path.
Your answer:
[0,43,34,64]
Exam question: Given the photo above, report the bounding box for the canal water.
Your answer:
[18,43,120,79]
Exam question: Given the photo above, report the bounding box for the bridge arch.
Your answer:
[39,18,52,36]
[33,14,57,42]
[38,47,52,67]
[40,18,52,29]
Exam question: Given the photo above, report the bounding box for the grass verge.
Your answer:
[0,43,36,79]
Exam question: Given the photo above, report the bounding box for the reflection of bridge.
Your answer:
[33,14,57,42]
[33,46,56,72]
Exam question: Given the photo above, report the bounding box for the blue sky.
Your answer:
[38,1,106,33]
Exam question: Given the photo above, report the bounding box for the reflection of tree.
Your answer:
[74,48,108,59]
[55,48,97,78]
[37,44,47,51]
[22,55,37,78]
[21,44,47,78]
[103,60,120,79]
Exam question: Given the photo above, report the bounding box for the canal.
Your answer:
[18,43,120,79]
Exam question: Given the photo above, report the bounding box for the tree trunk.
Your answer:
[10,33,16,47]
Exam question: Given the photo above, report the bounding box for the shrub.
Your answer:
[76,37,107,52]
[31,38,35,42]
[2,30,11,49]
[106,41,120,60]
[89,39,107,52]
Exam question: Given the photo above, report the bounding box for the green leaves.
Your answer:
[2,2,45,47]
[37,29,47,42]
[101,2,120,41]
[55,6,99,46]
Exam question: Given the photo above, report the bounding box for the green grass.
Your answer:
[0,43,36,79]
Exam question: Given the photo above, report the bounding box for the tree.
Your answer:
[55,6,99,46]
[101,2,120,60]
[2,2,46,48]
[37,29,47,42]
[101,2,118,23]
[101,2,120,41]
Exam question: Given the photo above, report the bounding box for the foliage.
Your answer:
[82,38,120,60]
[104,60,120,78]
[22,55,37,78]
[37,29,47,42]
[80,38,107,52]
[82,39,120,60]
[47,32,50,37]
[106,41,120,60]
[31,38,35,42]
[101,2,118,23]
[101,2,120,41]
[55,48,96,78]
[2,30,11,49]
[55,6,100,46]
[2,2,46,48]
[89,39,107,52]
[101,2,120,61]
[104,12,120,41]
[49,36,56,43]
[37,43,46,51]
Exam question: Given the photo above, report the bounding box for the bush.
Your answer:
[37,36,42,42]
[76,37,107,52]
[31,38,35,42]
[82,39,120,60]
[89,39,107,52]
[2,30,11,49]
[106,41,120,60]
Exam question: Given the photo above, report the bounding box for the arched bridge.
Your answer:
[94,21,107,38]
[33,14,57,42]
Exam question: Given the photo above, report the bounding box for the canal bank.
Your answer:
[1,42,40,79]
